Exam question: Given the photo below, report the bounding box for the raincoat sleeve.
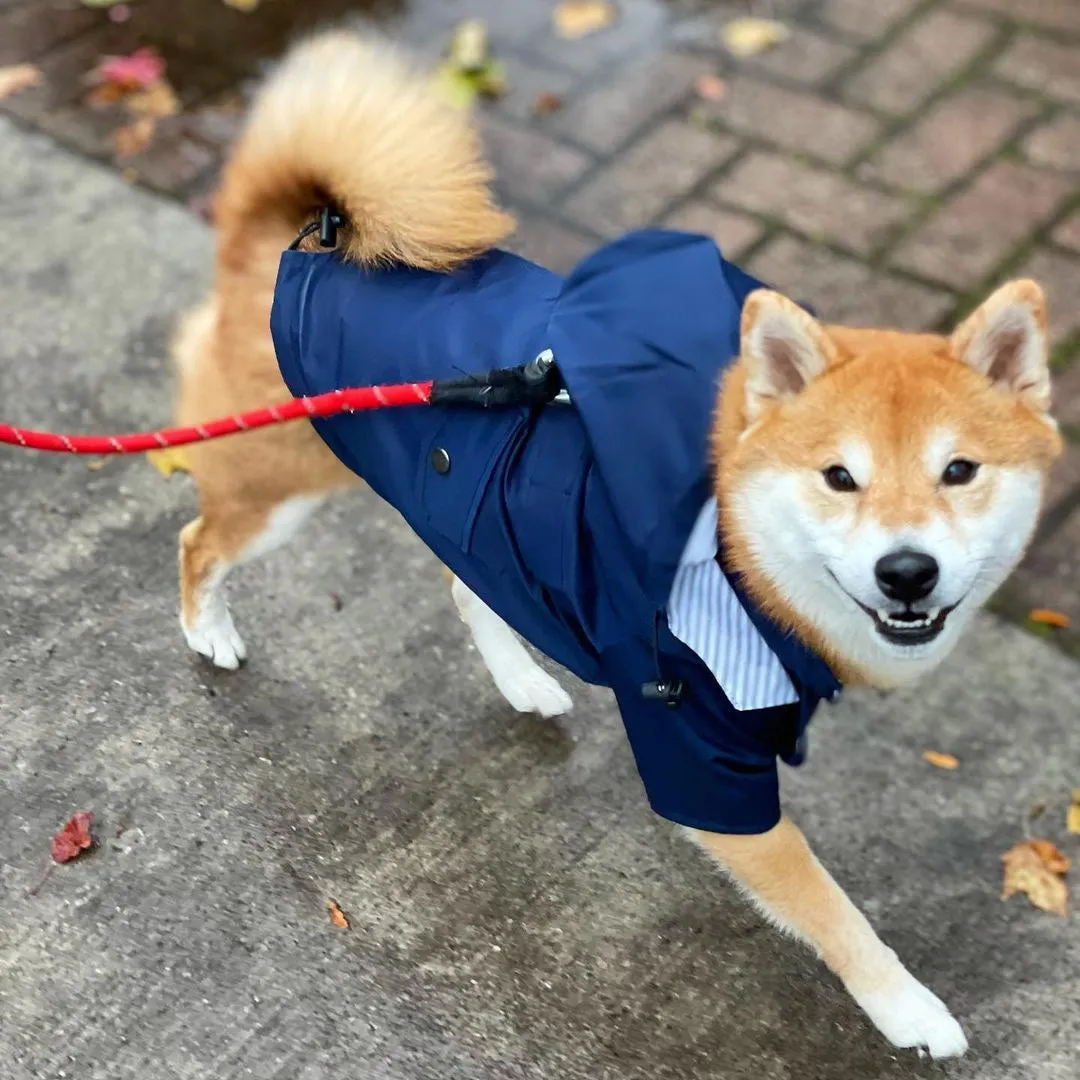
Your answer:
[599,628,803,835]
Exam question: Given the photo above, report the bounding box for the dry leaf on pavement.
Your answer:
[922,750,959,770]
[51,812,95,863]
[554,0,616,40]
[1029,608,1070,628]
[0,63,42,101]
[720,17,791,58]
[1028,838,1071,873]
[432,19,507,108]
[112,116,156,158]
[327,899,350,929]
[92,47,166,91]
[146,445,192,477]
[447,18,489,72]
[1068,790,1080,835]
[694,73,726,102]
[532,91,564,115]
[127,79,180,119]
[1001,839,1070,917]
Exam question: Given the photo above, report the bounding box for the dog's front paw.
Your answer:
[493,664,573,718]
[182,605,247,671]
[852,967,968,1059]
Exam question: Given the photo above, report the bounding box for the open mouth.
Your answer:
[855,602,956,646]
[827,570,956,646]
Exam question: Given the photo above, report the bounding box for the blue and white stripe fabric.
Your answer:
[667,499,798,711]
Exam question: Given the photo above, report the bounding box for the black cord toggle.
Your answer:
[318,206,343,248]
[288,206,344,251]
[640,679,685,707]
[428,349,566,409]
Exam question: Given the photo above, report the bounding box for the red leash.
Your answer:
[0,382,432,455]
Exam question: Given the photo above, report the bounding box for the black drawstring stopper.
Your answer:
[288,207,345,251]
[641,680,685,707]
[319,206,343,248]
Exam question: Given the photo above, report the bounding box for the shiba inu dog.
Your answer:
[172,32,1062,1059]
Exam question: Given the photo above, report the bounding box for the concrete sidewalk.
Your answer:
[0,118,1077,1080]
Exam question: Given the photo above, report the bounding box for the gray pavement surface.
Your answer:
[0,117,1078,1080]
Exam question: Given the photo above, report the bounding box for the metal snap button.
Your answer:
[430,447,451,475]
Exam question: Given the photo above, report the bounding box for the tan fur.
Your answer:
[174,33,513,628]
[175,32,1050,1056]
[692,820,899,993]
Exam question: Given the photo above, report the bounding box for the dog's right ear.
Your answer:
[740,290,836,422]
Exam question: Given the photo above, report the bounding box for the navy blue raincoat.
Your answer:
[271,229,841,835]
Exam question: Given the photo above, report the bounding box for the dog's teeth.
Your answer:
[877,609,891,621]
[928,607,941,620]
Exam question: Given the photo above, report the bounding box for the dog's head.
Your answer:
[716,280,1062,688]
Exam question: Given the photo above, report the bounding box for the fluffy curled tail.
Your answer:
[213,30,514,272]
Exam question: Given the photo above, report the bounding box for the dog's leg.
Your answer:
[689,818,968,1059]
[450,575,572,717]
[180,493,324,669]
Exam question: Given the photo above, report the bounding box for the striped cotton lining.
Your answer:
[667,499,798,711]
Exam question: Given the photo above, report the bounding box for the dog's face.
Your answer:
[718,281,1062,687]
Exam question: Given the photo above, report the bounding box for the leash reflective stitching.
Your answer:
[0,355,572,455]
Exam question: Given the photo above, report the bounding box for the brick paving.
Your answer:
[3,0,1080,650]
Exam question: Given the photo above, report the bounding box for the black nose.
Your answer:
[874,549,939,603]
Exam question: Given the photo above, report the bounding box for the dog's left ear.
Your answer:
[950,280,1051,412]
[740,290,837,423]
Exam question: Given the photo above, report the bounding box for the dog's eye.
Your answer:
[941,459,980,486]
[823,465,859,493]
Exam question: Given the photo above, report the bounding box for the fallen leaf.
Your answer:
[1029,838,1071,874]
[51,812,94,863]
[432,22,507,109]
[532,90,564,115]
[86,81,128,107]
[1068,790,1080,835]
[1029,608,1070,629]
[112,115,156,158]
[447,18,490,73]
[1001,839,1069,917]
[146,445,191,477]
[432,56,507,106]
[432,64,478,108]
[327,899,350,929]
[0,63,42,101]
[721,17,791,58]
[93,46,165,91]
[922,750,959,770]
[553,0,616,40]
[127,78,180,118]
[694,73,727,102]
[87,457,108,471]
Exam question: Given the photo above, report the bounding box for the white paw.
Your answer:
[182,605,247,671]
[493,664,573,718]
[852,968,968,1059]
